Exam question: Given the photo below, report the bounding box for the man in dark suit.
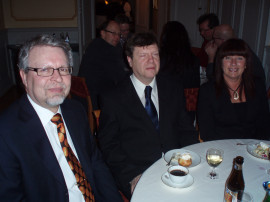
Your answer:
[0,34,123,202]
[98,32,198,199]
[79,20,128,110]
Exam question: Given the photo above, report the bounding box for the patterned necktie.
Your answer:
[51,113,95,202]
[145,86,159,131]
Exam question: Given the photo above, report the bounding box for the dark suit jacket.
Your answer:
[78,38,127,110]
[197,80,270,141]
[98,75,198,199]
[0,95,123,202]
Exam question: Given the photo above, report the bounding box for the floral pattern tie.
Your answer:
[51,113,95,202]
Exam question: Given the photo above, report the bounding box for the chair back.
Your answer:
[93,110,101,130]
[184,88,199,111]
[184,88,202,142]
[69,76,95,134]
[191,47,201,56]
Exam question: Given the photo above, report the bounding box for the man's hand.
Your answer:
[130,174,142,194]
[205,41,218,63]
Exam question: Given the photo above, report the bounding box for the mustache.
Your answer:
[46,83,67,90]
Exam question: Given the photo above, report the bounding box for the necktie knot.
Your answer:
[51,113,63,125]
[145,86,152,99]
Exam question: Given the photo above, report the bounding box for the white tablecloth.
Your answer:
[131,139,270,202]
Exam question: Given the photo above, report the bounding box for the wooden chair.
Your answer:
[93,109,101,130]
[267,87,270,99]
[191,47,201,56]
[184,88,203,142]
[69,76,95,134]
[184,88,199,112]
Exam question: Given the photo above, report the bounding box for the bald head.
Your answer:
[213,24,235,47]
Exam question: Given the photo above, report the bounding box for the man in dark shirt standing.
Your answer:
[79,20,127,110]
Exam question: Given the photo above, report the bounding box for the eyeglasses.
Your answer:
[27,67,73,77]
[104,29,121,37]
[199,28,211,33]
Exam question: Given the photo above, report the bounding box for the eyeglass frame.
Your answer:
[26,67,73,77]
[104,29,122,37]
[199,28,211,33]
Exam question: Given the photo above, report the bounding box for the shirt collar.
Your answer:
[130,74,157,98]
[27,94,62,127]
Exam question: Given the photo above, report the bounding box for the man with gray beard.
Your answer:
[0,34,123,202]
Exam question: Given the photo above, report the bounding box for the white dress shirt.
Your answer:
[27,95,85,202]
[130,74,159,117]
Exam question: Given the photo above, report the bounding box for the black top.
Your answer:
[197,79,270,141]
[159,53,201,89]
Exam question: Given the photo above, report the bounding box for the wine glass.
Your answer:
[206,148,224,179]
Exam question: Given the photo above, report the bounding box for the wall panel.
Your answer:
[3,0,77,28]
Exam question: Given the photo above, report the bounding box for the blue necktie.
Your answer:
[145,86,159,131]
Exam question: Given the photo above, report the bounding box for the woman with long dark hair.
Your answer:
[197,38,270,141]
[159,21,200,89]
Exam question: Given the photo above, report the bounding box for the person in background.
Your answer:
[79,20,127,110]
[114,13,133,72]
[197,38,270,141]
[98,32,198,199]
[0,34,123,202]
[159,21,200,89]
[159,21,200,123]
[205,24,265,83]
[114,13,132,48]
[196,13,219,67]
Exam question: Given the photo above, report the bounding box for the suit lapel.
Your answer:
[156,76,171,133]
[122,77,163,135]
[123,78,158,127]
[60,102,93,179]
[18,95,66,187]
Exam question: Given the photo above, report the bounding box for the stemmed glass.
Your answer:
[206,148,224,179]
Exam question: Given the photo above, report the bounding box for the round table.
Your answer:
[131,139,270,202]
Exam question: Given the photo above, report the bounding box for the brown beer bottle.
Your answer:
[224,156,245,202]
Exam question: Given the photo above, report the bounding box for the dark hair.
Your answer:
[18,34,73,72]
[125,32,158,58]
[197,13,219,29]
[159,21,198,76]
[215,38,254,99]
[114,13,130,24]
[99,20,112,31]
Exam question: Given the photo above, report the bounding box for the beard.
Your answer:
[45,83,70,107]
[46,95,66,106]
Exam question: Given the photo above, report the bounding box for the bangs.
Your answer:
[218,39,250,59]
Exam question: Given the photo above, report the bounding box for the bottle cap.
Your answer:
[235,156,244,164]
